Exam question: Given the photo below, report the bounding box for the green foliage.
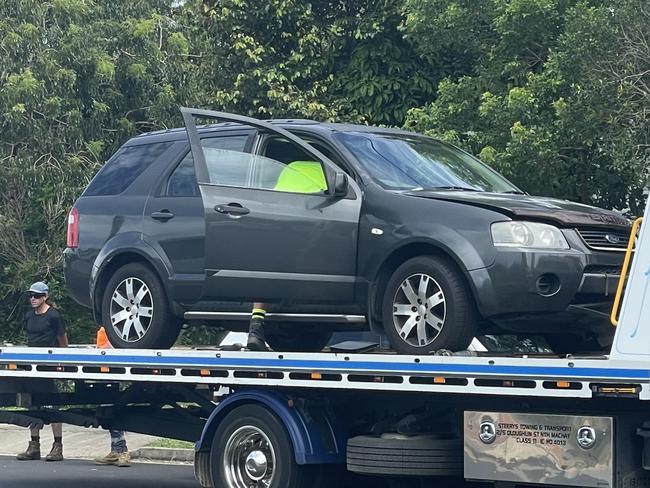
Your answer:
[0,0,201,342]
[405,0,648,213]
[1,0,648,343]
[146,438,194,449]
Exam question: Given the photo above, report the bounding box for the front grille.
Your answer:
[583,265,621,275]
[576,229,630,251]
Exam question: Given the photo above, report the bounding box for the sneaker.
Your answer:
[117,452,131,467]
[94,451,119,465]
[16,441,41,461]
[45,442,63,462]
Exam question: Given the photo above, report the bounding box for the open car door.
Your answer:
[181,107,362,304]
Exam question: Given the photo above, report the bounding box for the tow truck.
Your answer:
[0,194,648,488]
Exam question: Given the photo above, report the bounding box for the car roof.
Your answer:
[126,119,420,146]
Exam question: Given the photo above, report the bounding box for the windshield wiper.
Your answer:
[426,186,482,192]
[500,190,527,195]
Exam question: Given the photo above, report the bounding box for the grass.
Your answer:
[146,438,194,449]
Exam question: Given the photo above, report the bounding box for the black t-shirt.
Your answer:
[24,308,65,347]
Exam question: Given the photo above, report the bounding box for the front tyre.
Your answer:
[210,404,314,488]
[381,256,477,354]
[101,263,180,349]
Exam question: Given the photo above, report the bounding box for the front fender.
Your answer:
[380,231,492,277]
[359,188,504,283]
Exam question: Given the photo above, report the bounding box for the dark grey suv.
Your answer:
[63,108,630,353]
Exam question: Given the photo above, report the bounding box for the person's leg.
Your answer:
[247,302,268,351]
[111,430,130,467]
[94,430,123,465]
[45,423,63,461]
[16,427,41,460]
[111,430,127,454]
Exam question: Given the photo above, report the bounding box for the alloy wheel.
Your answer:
[392,273,446,347]
[109,277,154,343]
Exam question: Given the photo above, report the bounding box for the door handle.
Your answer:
[214,203,250,216]
[150,211,175,221]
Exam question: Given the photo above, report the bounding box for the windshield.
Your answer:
[335,132,520,193]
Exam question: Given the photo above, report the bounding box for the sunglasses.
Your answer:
[29,293,46,299]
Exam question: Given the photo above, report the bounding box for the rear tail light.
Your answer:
[67,207,79,248]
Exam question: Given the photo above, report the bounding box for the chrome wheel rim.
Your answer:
[392,273,446,347]
[109,277,153,343]
[223,426,275,488]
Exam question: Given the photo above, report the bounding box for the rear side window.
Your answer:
[85,142,173,196]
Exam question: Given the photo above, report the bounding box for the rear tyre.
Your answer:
[381,256,477,354]
[101,263,181,349]
[265,324,332,352]
[210,404,315,488]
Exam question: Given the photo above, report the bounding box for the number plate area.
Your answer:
[464,411,613,487]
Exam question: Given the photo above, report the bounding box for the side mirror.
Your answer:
[333,172,349,197]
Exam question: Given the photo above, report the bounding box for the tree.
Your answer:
[0,0,202,342]
[188,0,435,124]
[404,0,648,214]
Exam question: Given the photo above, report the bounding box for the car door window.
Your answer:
[166,135,249,196]
[199,137,328,194]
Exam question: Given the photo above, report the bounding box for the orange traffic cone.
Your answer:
[96,327,112,349]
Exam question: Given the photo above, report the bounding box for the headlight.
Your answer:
[491,221,570,249]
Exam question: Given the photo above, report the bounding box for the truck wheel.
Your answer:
[210,404,314,488]
[265,325,332,352]
[101,263,180,349]
[381,256,477,354]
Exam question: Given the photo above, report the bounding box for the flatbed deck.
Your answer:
[2,346,648,399]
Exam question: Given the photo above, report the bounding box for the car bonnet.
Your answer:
[403,190,631,230]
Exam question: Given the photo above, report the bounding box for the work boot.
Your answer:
[117,451,131,467]
[94,451,119,465]
[45,442,63,462]
[16,441,41,461]
[247,313,268,352]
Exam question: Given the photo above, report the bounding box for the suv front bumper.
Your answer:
[468,230,623,320]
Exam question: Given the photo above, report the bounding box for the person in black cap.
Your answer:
[16,281,69,462]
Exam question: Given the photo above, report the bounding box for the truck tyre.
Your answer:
[194,450,213,488]
[265,324,332,352]
[210,404,314,488]
[347,434,462,477]
[381,256,477,354]
[101,263,180,349]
